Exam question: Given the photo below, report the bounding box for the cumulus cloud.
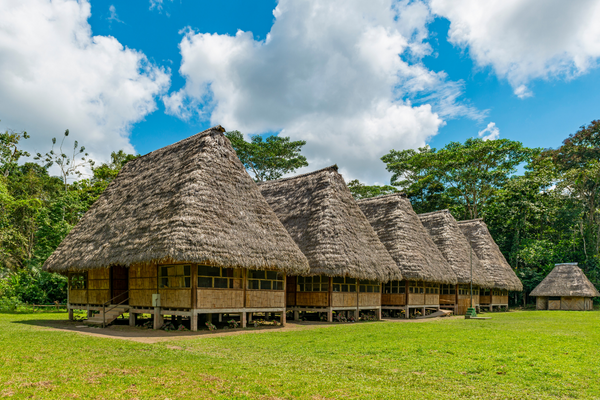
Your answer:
[165,0,479,183]
[0,0,170,175]
[430,0,600,98]
[478,122,500,141]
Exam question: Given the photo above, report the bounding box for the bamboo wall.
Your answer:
[381,293,405,306]
[479,295,491,304]
[331,292,358,308]
[491,294,508,305]
[246,290,285,308]
[439,294,454,307]
[88,268,110,305]
[197,289,244,309]
[359,293,380,307]
[129,264,157,307]
[69,289,87,304]
[296,292,329,307]
[536,296,548,310]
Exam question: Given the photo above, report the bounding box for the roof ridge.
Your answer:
[258,165,339,185]
[417,209,450,217]
[457,218,484,224]
[355,192,406,203]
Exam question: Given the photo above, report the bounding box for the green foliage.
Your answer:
[0,125,30,178]
[347,179,398,199]
[225,130,308,181]
[382,139,537,219]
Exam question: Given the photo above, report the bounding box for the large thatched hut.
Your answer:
[44,126,309,330]
[419,210,494,315]
[358,194,457,318]
[531,263,599,311]
[458,219,523,310]
[259,166,398,321]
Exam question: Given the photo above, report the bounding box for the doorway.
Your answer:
[111,265,129,305]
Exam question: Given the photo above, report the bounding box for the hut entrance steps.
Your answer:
[84,305,130,327]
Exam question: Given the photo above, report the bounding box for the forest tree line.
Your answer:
[1,122,598,308]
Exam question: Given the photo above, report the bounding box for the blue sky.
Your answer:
[2,0,600,183]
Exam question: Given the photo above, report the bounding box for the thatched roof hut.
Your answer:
[530,263,600,298]
[357,194,457,284]
[457,219,523,291]
[43,126,310,275]
[258,166,398,281]
[418,210,493,287]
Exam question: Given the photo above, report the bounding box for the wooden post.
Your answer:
[218,313,222,323]
[356,279,360,320]
[241,311,247,328]
[294,310,299,320]
[280,308,286,326]
[376,307,382,320]
[153,307,163,330]
[405,281,410,319]
[68,306,74,321]
[129,312,136,327]
[207,313,212,324]
[327,307,333,322]
[248,313,253,322]
[190,311,198,332]
[191,263,197,310]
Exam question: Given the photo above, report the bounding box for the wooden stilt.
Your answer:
[218,313,222,322]
[190,311,198,331]
[153,307,163,330]
[280,308,286,326]
[376,307,382,320]
[327,307,333,322]
[241,311,247,328]
[68,306,74,321]
[129,312,136,327]
[248,312,253,322]
[294,310,299,321]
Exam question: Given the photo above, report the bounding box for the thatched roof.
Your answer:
[258,166,399,281]
[419,210,494,287]
[457,219,523,291]
[530,263,600,297]
[43,126,310,274]
[357,194,457,284]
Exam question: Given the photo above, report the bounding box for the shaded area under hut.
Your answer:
[419,210,495,315]
[457,219,523,310]
[45,126,310,330]
[358,194,457,318]
[530,263,599,311]
[259,166,398,322]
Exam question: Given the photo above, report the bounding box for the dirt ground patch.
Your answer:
[15,315,458,343]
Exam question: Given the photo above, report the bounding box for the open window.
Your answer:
[297,275,329,292]
[383,280,406,294]
[359,280,380,293]
[159,264,191,289]
[332,277,356,292]
[69,272,87,290]
[247,270,284,290]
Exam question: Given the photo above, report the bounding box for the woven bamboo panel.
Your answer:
[296,292,328,307]
[425,294,439,305]
[492,295,508,304]
[69,289,87,304]
[561,297,584,310]
[89,268,109,280]
[159,288,192,308]
[359,293,380,306]
[407,293,424,305]
[382,293,405,306]
[457,297,471,315]
[88,290,110,305]
[197,289,244,309]
[130,290,154,307]
[548,300,561,310]
[246,290,284,308]
[129,264,157,278]
[129,278,156,290]
[479,295,491,304]
[286,292,296,306]
[439,294,454,306]
[331,292,358,307]
[536,297,548,310]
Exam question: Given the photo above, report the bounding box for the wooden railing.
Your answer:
[102,291,129,328]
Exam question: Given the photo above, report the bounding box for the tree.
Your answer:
[0,125,30,178]
[34,129,95,191]
[547,120,600,260]
[382,138,537,219]
[225,131,308,181]
[347,179,398,200]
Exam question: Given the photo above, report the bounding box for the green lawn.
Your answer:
[1,311,599,399]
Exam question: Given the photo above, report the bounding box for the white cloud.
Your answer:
[0,0,170,176]
[149,0,172,15]
[478,122,499,141]
[165,0,478,183]
[430,0,600,98]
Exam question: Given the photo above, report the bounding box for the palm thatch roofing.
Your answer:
[43,126,310,274]
[530,263,600,297]
[258,166,399,281]
[457,219,523,291]
[419,210,494,287]
[357,194,457,284]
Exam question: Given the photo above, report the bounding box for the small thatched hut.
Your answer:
[419,210,494,315]
[531,263,599,311]
[358,194,457,318]
[458,219,523,310]
[259,166,398,321]
[44,126,309,330]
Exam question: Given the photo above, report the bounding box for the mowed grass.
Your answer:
[1,311,600,399]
